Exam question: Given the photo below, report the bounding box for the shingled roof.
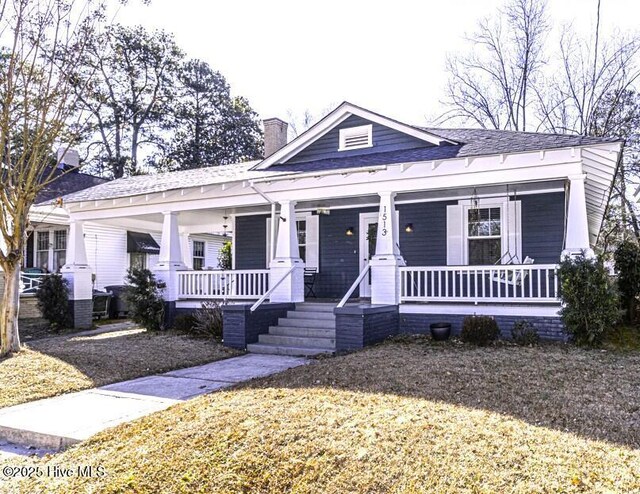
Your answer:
[59,160,286,203]
[58,126,621,204]
[421,127,620,157]
[36,169,108,205]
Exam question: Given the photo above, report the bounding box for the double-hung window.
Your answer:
[192,240,205,270]
[36,231,50,270]
[53,230,67,271]
[296,220,307,262]
[446,199,521,266]
[467,207,501,265]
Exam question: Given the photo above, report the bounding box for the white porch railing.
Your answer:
[177,270,270,300]
[400,264,559,303]
[19,272,47,295]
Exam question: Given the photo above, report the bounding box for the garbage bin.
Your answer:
[104,285,129,319]
[92,290,112,319]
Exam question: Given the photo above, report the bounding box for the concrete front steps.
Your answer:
[247,303,336,357]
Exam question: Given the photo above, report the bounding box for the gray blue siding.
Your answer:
[235,215,268,270]
[316,206,376,298]
[286,115,430,164]
[521,191,565,263]
[398,201,457,266]
[232,192,565,299]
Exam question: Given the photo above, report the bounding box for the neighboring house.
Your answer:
[15,150,228,308]
[56,102,623,354]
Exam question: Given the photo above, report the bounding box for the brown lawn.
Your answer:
[0,328,239,409]
[4,337,640,493]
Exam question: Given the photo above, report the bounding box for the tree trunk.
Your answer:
[0,263,21,356]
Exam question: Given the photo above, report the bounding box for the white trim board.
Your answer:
[400,303,561,317]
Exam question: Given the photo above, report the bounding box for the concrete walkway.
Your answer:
[0,354,307,455]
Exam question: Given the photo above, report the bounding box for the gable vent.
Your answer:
[339,124,373,151]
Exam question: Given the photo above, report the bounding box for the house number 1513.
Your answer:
[381,206,388,236]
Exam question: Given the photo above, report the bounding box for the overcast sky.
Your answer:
[117,0,639,126]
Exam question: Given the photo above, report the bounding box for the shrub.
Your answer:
[192,300,223,341]
[613,239,640,323]
[36,274,70,330]
[172,313,196,333]
[558,253,618,347]
[217,241,232,270]
[123,268,165,331]
[460,316,499,346]
[511,320,539,346]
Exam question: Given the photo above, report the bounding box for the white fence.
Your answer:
[177,270,270,300]
[400,264,559,303]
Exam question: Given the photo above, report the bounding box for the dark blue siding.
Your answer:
[398,201,457,266]
[315,207,377,298]
[233,192,564,297]
[235,215,268,269]
[521,192,565,263]
[287,115,430,164]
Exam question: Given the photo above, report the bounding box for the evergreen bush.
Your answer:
[613,239,640,323]
[558,254,618,346]
[36,274,71,330]
[460,315,499,346]
[123,268,165,331]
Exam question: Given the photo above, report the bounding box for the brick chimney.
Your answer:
[263,118,288,158]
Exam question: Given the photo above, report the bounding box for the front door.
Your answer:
[359,213,378,297]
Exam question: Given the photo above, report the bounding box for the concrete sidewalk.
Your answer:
[0,354,307,455]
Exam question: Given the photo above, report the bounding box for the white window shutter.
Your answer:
[446,205,464,265]
[504,200,522,263]
[305,215,319,270]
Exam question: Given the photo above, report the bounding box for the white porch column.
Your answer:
[269,200,304,303]
[60,219,93,329]
[563,174,595,259]
[370,192,405,305]
[153,211,186,303]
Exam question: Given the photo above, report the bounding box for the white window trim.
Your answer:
[192,240,205,270]
[338,124,373,151]
[463,203,504,265]
[32,226,69,272]
[449,197,522,266]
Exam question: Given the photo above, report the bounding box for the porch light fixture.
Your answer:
[404,223,414,233]
[222,215,229,237]
[345,227,354,236]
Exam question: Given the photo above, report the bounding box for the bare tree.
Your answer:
[440,0,549,130]
[72,24,183,178]
[0,0,105,357]
[441,0,640,246]
[535,1,640,245]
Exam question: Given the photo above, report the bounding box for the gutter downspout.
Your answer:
[249,181,277,264]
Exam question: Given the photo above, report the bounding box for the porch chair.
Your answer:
[304,267,318,298]
[491,256,534,286]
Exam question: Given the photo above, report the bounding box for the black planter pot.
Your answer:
[430,322,452,341]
